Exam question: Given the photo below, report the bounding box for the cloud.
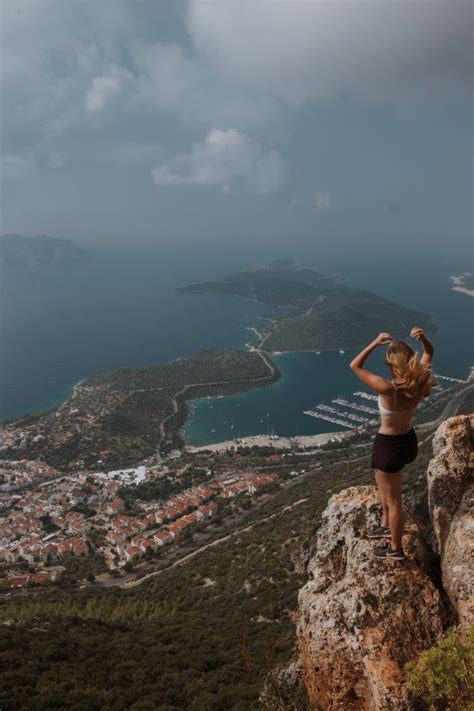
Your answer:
[1,155,32,180]
[85,65,132,113]
[186,0,473,105]
[2,1,470,160]
[131,44,200,112]
[152,128,286,194]
[315,191,331,209]
[47,153,68,169]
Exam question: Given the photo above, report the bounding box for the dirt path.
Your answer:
[121,496,309,589]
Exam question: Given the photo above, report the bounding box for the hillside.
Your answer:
[0,386,472,710]
[0,234,92,268]
[180,263,437,353]
[179,260,343,307]
[1,349,278,469]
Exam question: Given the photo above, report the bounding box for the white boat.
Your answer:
[316,351,321,355]
[211,429,216,433]
[339,349,345,354]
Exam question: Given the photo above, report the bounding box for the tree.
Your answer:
[405,625,474,710]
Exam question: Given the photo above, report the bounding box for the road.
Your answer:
[121,497,309,589]
[418,381,473,432]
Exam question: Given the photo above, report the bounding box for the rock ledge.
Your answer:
[296,485,443,711]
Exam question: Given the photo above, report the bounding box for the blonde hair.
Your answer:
[385,340,436,399]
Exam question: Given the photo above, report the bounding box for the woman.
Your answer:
[349,327,436,560]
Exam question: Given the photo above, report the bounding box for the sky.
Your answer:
[1,0,472,257]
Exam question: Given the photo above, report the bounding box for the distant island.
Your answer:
[180,260,437,352]
[2,348,279,469]
[0,234,92,269]
[449,273,474,298]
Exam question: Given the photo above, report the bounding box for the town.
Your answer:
[1,372,468,591]
[0,454,279,590]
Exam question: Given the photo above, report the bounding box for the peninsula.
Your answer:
[1,348,279,469]
[2,259,438,469]
[179,260,437,352]
[0,233,92,269]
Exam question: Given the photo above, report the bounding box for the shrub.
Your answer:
[405,625,474,710]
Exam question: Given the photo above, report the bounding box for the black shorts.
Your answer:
[371,428,418,474]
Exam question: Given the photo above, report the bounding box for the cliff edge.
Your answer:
[290,415,473,710]
[427,414,474,634]
[295,486,443,710]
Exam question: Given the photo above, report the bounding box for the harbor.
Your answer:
[302,373,466,430]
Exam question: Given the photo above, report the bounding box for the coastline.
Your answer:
[185,429,346,453]
[449,275,474,298]
[451,286,474,298]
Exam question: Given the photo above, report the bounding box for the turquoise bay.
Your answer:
[185,350,364,445]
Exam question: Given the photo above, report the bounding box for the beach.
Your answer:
[449,275,474,298]
[185,429,347,453]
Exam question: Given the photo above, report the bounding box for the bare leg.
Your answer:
[376,470,404,550]
[375,470,389,527]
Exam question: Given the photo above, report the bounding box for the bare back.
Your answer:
[378,386,420,435]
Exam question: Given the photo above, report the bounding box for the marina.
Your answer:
[185,345,471,446]
[302,371,466,430]
[303,388,378,429]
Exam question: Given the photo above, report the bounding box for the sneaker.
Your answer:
[373,546,406,561]
[368,526,391,539]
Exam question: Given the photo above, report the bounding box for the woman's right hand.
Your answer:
[374,332,392,346]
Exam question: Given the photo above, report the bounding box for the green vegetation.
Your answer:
[180,261,436,353]
[405,626,474,710]
[39,513,60,534]
[0,596,172,624]
[0,429,436,710]
[264,288,436,352]
[69,503,97,518]
[2,348,278,469]
[179,259,340,307]
[118,467,210,504]
[59,552,108,584]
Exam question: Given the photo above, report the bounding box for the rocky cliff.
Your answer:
[295,486,443,710]
[289,415,473,710]
[427,414,473,634]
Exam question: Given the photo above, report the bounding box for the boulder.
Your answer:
[296,486,443,710]
[427,415,474,633]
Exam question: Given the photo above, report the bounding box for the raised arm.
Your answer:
[349,332,394,394]
[410,327,434,366]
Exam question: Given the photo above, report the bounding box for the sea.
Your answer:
[1,242,472,446]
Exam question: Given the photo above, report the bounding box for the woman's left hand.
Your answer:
[410,326,424,340]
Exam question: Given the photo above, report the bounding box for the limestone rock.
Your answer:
[428,415,474,633]
[427,415,473,556]
[296,486,443,710]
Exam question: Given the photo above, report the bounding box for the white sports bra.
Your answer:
[378,389,415,416]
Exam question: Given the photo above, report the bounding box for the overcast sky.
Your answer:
[1,0,472,255]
